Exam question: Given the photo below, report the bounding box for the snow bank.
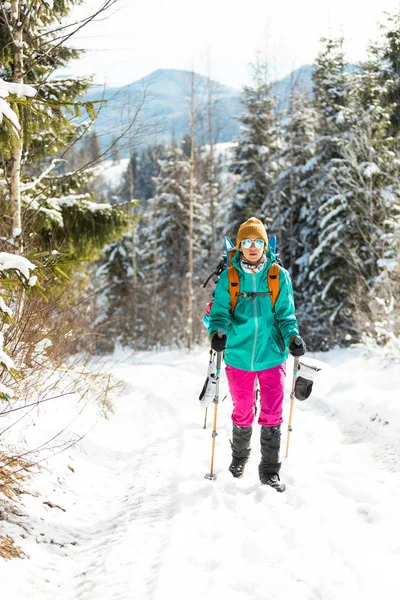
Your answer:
[311,345,400,459]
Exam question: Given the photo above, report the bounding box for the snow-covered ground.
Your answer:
[1,345,400,600]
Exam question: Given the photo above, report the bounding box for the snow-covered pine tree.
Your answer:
[199,146,229,257]
[118,146,164,207]
[214,145,238,244]
[139,141,209,347]
[97,139,212,351]
[95,233,147,352]
[379,12,400,136]
[266,90,320,348]
[305,38,354,348]
[197,72,234,257]
[331,38,400,344]
[0,0,128,259]
[94,145,168,351]
[266,91,317,274]
[229,62,279,237]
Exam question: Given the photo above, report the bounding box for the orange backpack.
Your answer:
[226,247,281,314]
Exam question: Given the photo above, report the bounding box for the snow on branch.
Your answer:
[21,159,62,192]
[0,295,13,316]
[0,254,38,347]
[58,195,114,214]
[0,331,15,376]
[0,98,21,130]
[0,252,36,281]
[0,79,36,98]
[0,78,37,131]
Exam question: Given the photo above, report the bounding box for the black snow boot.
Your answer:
[229,424,252,479]
[259,425,286,492]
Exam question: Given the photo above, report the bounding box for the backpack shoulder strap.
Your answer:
[227,247,240,314]
[228,265,240,314]
[268,263,281,309]
[227,247,236,266]
[228,255,281,314]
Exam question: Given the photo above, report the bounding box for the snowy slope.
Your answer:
[1,346,400,600]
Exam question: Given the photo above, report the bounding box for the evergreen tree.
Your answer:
[379,12,400,135]
[268,92,317,277]
[198,146,227,256]
[118,145,165,207]
[330,44,400,343]
[304,38,354,348]
[229,63,279,237]
[148,141,207,345]
[87,131,102,164]
[0,0,127,259]
[95,232,147,351]
[97,140,211,350]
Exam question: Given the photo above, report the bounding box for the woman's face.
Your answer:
[240,237,265,263]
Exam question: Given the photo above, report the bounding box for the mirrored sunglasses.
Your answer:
[241,238,265,250]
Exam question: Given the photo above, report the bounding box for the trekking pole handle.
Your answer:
[293,336,303,348]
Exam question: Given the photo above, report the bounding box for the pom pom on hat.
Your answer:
[236,217,268,248]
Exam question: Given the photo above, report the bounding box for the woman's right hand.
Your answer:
[289,336,306,356]
[211,330,227,352]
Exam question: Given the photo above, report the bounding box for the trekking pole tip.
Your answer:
[204,473,217,481]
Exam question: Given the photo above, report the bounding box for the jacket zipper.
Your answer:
[251,272,258,371]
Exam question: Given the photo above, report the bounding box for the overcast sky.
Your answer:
[67,0,400,89]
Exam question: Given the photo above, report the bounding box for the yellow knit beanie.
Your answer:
[236,217,268,248]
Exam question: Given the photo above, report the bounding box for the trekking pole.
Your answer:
[285,355,300,459]
[204,351,222,481]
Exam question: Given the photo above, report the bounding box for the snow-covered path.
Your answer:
[2,348,400,600]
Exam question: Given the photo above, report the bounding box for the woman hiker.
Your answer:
[208,217,305,492]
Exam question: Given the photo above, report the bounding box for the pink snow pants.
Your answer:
[225,362,287,428]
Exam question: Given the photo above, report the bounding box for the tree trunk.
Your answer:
[288,91,295,272]
[151,189,158,348]
[10,1,23,253]
[128,151,138,342]
[187,70,195,349]
[207,74,217,254]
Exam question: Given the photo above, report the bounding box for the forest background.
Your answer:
[0,0,400,430]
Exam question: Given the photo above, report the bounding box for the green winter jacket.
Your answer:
[208,251,299,372]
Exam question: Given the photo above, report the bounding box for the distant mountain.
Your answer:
[86,66,315,156]
[87,69,242,156]
[271,65,314,109]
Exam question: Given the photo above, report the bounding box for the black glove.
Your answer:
[211,331,227,352]
[289,336,306,357]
